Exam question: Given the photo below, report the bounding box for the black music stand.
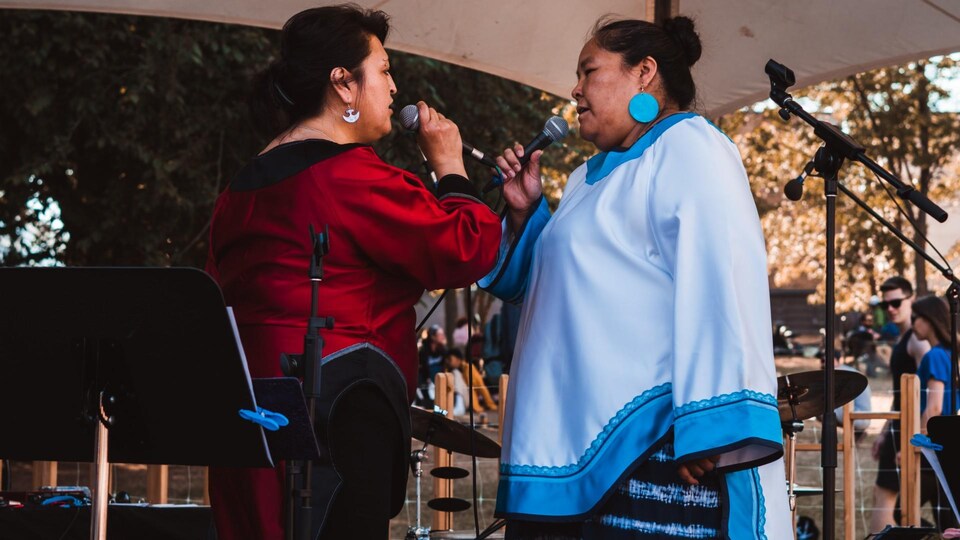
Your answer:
[868,525,940,539]
[252,378,321,461]
[0,268,275,540]
[927,416,960,519]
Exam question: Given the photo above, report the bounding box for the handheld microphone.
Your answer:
[519,116,569,166]
[399,104,498,169]
[483,116,569,193]
[784,161,815,201]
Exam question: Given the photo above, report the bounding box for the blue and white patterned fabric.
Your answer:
[481,113,791,538]
[590,436,724,539]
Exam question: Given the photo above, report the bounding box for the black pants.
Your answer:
[318,383,404,540]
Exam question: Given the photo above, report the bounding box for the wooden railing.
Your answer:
[787,373,921,539]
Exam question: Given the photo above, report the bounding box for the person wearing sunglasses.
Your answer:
[907,295,959,529]
[870,276,931,533]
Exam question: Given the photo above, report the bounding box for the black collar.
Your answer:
[231,139,368,192]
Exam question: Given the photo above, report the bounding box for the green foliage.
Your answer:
[0,10,593,268]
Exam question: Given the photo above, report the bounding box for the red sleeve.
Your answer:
[321,148,501,290]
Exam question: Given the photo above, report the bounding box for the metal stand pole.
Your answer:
[822,166,838,540]
[91,391,112,540]
[406,448,430,540]
[949,284,959,415]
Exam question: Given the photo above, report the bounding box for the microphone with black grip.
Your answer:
[483,116,569,193]
[399,104,498,169]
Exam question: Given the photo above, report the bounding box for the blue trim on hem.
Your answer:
[495,386,674,517]
[673,394,782,466]
[725,468,767,539]
[675,389,777,419]
[501,383,672,477]
[753,468,768,539]
[478,196,550,302]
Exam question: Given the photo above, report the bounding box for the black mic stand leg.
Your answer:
[948,283,959,415]
[283,225,334,540]
[474,518,507,540]
[820,146,844,540]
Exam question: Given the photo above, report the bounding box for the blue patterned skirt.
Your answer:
[504,433,724,539]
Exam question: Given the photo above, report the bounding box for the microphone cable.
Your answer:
[465,285,481,538]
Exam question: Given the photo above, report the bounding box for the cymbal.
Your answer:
[777,369,868,422]
[410,407,501,458]
[430,466,470,479]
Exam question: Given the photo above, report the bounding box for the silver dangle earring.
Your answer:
[342,106,360,123]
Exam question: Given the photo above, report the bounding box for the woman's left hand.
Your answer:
[677,455,720,485]
[496,142,543,232]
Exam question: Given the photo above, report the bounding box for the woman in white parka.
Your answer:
[483,16,791,540]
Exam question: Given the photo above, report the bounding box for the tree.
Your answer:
[0,10,593,269]
[0,11,275,266]
[815,58,960,296]
[720,56,960,310]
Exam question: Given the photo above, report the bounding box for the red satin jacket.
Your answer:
[206,139,501,399]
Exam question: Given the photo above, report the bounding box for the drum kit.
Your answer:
[406,406,505,540]
[777,369,868,513]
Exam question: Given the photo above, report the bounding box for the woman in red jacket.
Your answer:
[205,6,501,539]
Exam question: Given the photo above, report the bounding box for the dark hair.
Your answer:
[251,4,390,136]
[592,15,701,110]
[912,295,953,346]
[444,347,465,360]
[880,276,914,296]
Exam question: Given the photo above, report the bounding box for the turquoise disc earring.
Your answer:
[628,91,660,123]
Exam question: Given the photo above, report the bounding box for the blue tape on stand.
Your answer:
[41,495,83,507]
[911,433,944,451]
[239,407,289,431]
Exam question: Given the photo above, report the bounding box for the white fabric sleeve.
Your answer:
[648,119,783,470]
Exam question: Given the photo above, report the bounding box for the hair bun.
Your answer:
[662,16,702,67]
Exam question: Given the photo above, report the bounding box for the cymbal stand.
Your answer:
[406,444,431,540]
[782,375,805,516]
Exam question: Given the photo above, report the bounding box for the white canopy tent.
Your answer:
[2,0,960,115]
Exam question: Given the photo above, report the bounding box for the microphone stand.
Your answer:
[766,59,956,539]
[282,225,335,540]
